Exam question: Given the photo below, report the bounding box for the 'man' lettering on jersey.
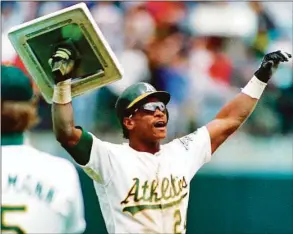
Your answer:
[4,174,55,204]
[120,175,188,216]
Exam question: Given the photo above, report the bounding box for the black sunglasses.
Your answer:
[129,101,166,118]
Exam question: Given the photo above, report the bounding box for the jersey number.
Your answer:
[1,205,26,234]
[173,209,186,234]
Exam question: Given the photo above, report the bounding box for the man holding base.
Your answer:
[51,50,291,233]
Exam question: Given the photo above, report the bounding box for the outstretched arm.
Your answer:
[206,92,257,154]
[206,50,291,154]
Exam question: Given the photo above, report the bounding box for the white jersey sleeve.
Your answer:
[172,126,212,181]
[79,133,113,185]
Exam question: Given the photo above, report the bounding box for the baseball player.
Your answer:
[51,50,291,233]
[1,65,86,234]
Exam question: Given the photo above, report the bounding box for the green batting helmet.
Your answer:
[1,65,34,101]
[115,82,170,120]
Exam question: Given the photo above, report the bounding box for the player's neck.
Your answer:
[129,139,160,155]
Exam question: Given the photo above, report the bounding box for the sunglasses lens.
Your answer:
[143,102,166,112]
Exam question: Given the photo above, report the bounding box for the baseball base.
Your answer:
[8,2,123,103]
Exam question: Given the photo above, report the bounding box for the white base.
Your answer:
[8,3,123,104]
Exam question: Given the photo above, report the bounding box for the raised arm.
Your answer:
[51,79,91,165]
[52,84,80,146]
[206,50,291,154]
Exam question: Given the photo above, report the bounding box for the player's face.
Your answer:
[125,98,168,141]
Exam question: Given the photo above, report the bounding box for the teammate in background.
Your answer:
[51,50,291,233]
[1,65,86,234]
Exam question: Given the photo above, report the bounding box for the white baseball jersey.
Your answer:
[80,126,211,233]
[2,144,86,234]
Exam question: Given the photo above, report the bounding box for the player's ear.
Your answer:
[123,117,135,131]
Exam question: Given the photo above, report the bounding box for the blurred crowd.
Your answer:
[2,1,293,139]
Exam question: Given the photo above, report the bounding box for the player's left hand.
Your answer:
[254,50,292,83]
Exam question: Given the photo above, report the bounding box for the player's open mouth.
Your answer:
[153,121,167,128]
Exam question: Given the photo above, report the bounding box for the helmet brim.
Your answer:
[127,91,170,109]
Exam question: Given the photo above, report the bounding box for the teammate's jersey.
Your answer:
[79,126,211,233]
[2,144,86,234]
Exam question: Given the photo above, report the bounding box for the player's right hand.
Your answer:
[48,47,75,83]
[254,50,291,83]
